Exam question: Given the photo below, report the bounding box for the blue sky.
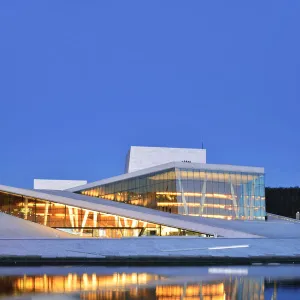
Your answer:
[0,1,299,188]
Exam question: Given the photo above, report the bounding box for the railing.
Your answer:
[267,212,300,223]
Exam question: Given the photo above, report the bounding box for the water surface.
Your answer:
[0,265,300,299]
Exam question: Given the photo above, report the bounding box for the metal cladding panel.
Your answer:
[126,146,206,173]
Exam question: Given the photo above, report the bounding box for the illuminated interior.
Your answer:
[0,190,202,238]
[79,167,265,221]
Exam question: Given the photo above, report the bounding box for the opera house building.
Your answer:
[0,146,269,239]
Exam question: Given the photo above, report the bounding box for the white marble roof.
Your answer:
[2,184,299,239]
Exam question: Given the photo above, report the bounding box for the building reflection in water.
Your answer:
[0,272,266,299]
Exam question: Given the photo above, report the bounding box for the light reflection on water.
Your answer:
[0,266,300,299]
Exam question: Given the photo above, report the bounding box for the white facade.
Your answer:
[125,146,206,173]
[34,179,87,191]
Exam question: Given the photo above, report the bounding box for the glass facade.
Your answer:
[80,167,265,220]
[0,190,201,238]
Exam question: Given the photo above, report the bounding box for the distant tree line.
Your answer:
[266,187,300,218]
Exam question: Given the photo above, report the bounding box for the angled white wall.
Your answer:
[125,146,206,173]
[34,179,87,191]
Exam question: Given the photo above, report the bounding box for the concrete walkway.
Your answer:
[0,237,300,258]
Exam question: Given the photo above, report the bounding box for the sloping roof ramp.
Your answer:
[0,184,260,238]
[0,212,75,238]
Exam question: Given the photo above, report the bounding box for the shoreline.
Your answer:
[1,255,300,266]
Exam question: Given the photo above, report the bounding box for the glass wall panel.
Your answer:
[0,192,10,215]
[10,194,24,219]
[0,189,205,238]
[76,167,265,221]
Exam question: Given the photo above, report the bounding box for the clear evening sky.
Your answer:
[0,1,299,188]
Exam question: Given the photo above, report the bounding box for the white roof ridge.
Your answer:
[67,161,264,192]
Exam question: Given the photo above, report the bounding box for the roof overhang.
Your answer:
[67,162,264,192]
